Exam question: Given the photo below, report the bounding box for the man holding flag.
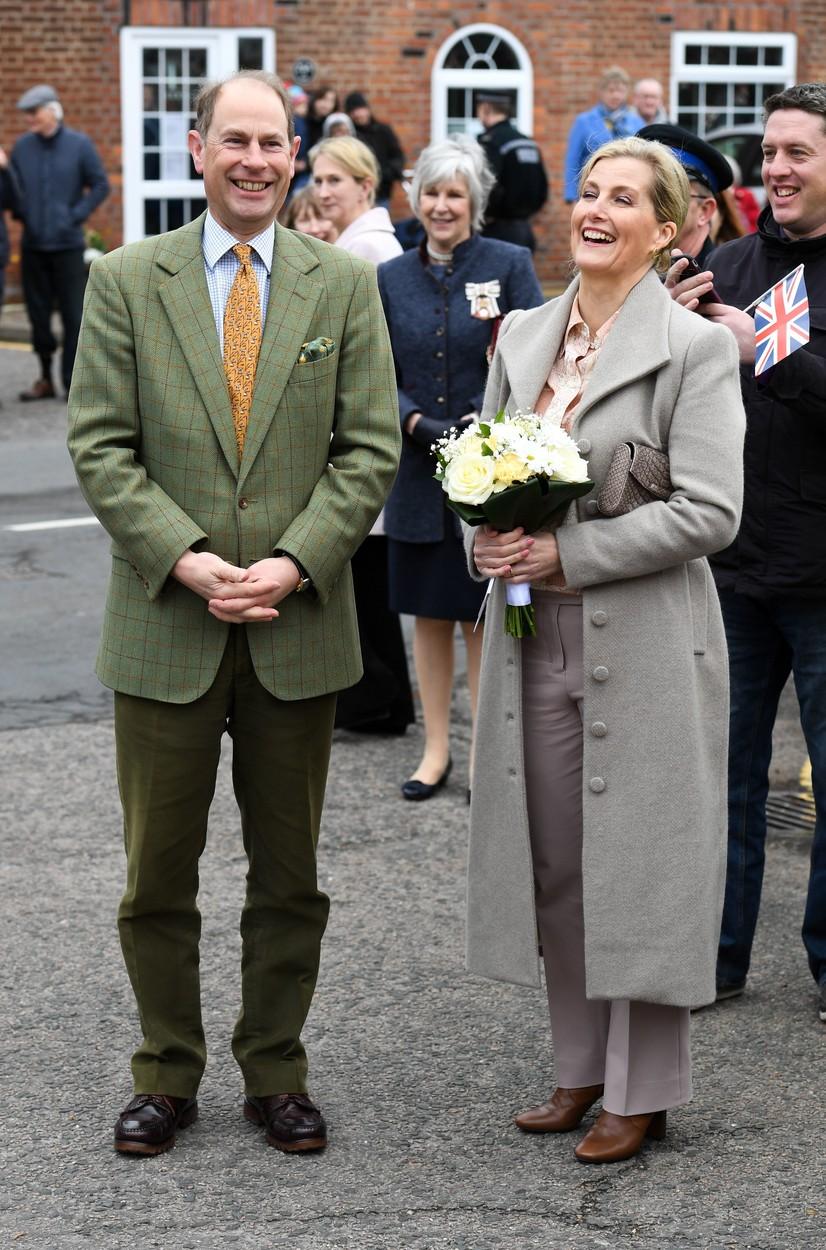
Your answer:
[668,83,826,1023]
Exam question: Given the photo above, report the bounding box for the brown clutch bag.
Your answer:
[596,442,672,517]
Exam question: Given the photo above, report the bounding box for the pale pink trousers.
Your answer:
[521,590,691,1116]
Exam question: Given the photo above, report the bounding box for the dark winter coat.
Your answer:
[709,206,826,597]
[10,125,109,252]
[353,119,404,201]
[377,233,543,543]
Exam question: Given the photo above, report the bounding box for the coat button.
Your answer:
[585,499,599,516]
[238,497,249,509]
[435,350,444,359]
[589,776,606,793]
[436,327,444,336]
[593,665,609,682]
[577,438,591,454]
[591,610,608,626]
[591,721,607,737]
[436,396,445,404]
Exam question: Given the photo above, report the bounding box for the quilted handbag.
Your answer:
[596,442,673,516]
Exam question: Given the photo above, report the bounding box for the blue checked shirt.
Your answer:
[201,210,273,355]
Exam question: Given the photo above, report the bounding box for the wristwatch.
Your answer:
[275,550,313,594]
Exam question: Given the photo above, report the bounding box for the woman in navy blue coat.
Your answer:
[378,136,543,799]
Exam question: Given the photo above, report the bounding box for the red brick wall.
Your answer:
[0,0,822,297]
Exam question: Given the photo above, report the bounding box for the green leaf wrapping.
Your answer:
[445,476,594,532]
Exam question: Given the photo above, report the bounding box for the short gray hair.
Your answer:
[408,136,496,233]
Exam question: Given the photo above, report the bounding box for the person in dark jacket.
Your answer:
[344,92,405,205]
[11,84,109,400]
[304,85,339,153]
[475,93,548,252]
[0,146,20,318]
[378,136,543,800]
[668,82,826,1023]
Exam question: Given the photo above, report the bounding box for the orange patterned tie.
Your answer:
[223,243,261,457]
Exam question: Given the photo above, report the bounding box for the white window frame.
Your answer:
[120,26,275,242]
[431,23,534,142]
[670,31,797,136]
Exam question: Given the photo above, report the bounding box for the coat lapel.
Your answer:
[498,279,579,412]
[572,269,673,428]
[156,215,239,475]
[238,224,323,486]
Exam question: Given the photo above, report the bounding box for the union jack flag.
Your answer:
[753,264,810,377]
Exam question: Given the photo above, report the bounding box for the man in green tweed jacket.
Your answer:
[67,71,400,1157]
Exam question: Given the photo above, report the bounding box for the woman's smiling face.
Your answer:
[571,156,676,282]
[312,154,370,230]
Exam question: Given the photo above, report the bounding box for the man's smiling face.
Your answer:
[762,108,826,241]
[188,78,299,240]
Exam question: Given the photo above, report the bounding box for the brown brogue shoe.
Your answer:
[244,1093,327,1153]
[19,379,56,402]
[114,1093,198,1156]
[574,1108,667,1164]
[515,1084,604,1133]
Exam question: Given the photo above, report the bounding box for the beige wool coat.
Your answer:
[465,269,746,1008]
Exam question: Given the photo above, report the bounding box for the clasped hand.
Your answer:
[172,550,300,623]
[473,525,561,584]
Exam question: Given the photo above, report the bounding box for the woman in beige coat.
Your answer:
[467,137,746,1163]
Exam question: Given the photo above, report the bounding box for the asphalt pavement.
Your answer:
[0,341,823,1249]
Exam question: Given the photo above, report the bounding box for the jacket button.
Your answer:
[585,499,599,516]
[577,438,591,454]
[593,665,609,682]
[435,350,444,359]
[436,327,444,337]
[591,721,607,737]
[591,610,608,626]
[589,776,606,793]
[238,497,249,509]
[436,396,445,404]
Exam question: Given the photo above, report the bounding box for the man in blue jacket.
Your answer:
[11,84,109,401]
[563,67,642,202]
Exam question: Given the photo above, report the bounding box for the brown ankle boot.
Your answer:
[515,1084,604,1133]
[574,1108,667,1163]
[19,378,56,402]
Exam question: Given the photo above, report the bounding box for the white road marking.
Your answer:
[5,516,101,533]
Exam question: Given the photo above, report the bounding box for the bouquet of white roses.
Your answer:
[433,409,593,637]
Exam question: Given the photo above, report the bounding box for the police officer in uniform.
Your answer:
[475,93,548,252]
[638,123,733,265]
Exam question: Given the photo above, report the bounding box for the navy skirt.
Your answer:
[388,521,486,622]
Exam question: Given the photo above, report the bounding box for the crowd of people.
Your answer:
[2,59,824,1168]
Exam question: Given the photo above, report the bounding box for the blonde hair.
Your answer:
[309,136,380,207]
[578,136,690,272]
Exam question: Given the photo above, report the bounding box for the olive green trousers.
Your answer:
[114,627,336,1098]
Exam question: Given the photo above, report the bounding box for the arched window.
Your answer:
[431,24,534,141]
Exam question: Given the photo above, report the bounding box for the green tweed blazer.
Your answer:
[67,215,401,703]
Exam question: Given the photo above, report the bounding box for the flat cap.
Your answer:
[637,123,733,194]
[17,84,59,111]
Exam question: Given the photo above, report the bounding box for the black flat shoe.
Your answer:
[401,756,452,801]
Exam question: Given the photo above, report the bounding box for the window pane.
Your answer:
[143,83,160,111]
[143,48,159,77]
[708,45,730,66]
[735,46,759,66]
[167,199,185,230]
[188,82,201,111]
[677,112,699,132]
[492,42,519,70]
[187,198,208,221]
[684,45,703,65]
[678,83,699,107]
[442,42,467,70]
[447,87,466,118]
[764,46,783,66]
[238,37,264,70]
[143,117,160,146]
[166,49,183,79]
[761,82,785,100]
[189,48,207,78]
[144,199,162,235]
[166,83,183,112]
[706,83,728,107]
[143,152,160,180]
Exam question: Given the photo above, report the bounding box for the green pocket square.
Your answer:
[298,337,336,364]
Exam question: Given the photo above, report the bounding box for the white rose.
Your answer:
[443,451,496,505]
[550,444,590,483]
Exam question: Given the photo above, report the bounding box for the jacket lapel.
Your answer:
[498,280,579,412]
[238,225,323,486]
[156,215,240,474]
[572,269,673,427]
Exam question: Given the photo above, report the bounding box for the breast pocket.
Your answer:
[289,354,339,387]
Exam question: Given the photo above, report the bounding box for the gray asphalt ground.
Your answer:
[1,340,823,1249]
